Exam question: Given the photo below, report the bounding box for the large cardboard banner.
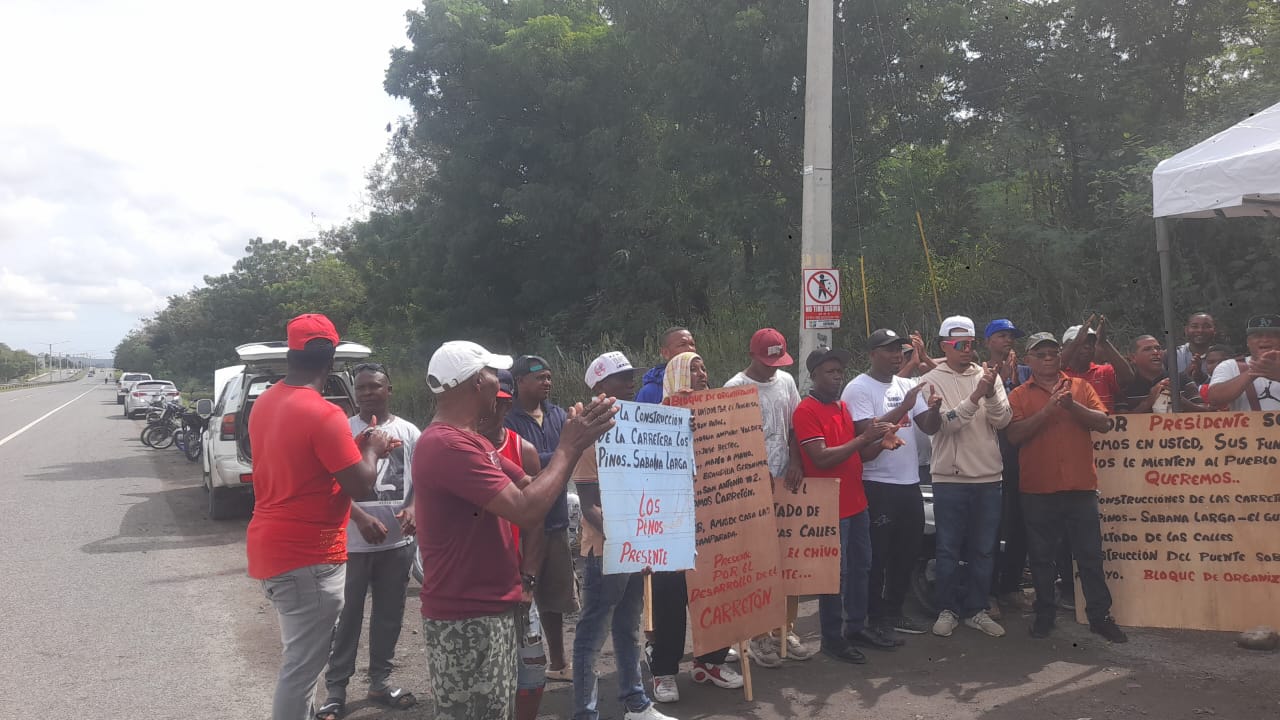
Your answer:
[773,477,841,595]
[667,386,786,656]
[597,400,697,574]
[1092,411,1280,631]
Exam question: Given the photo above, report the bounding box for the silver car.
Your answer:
[124,380,179,418]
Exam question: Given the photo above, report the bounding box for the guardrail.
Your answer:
[0,371,87,391]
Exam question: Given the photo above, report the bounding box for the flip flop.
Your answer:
[544,666,573,682]
[315,700,344,720]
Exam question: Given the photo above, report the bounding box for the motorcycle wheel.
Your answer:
[140,425,155,447]
[910,557,939,617]
[184,433,203,462]
[145,425,175,450]
[173,429,187,453]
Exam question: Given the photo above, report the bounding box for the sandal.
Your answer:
[544,665,573,682]
[315,700,344,720]
[367,687,418,710]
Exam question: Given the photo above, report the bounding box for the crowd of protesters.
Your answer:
[245,309,1280,720]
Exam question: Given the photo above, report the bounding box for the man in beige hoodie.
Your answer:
[920,316,1012,639]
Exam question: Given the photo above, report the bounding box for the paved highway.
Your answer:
[6,377,1278,719]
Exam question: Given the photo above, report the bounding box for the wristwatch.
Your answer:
[521,573,538,589]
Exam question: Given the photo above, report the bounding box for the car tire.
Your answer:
[117,395,124,405]
[208,484,237,521]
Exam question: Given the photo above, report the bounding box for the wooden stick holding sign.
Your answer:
[643,574,654,632]
[738,639,754,701]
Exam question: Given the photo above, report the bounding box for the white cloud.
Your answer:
[0,0,413,356]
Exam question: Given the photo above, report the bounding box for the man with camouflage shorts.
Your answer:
[413,341,616,719]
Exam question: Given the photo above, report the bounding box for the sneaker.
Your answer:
[820,642,868,664]
[986,596,1003,621]
[784,632,815,660]
[652,675,679,703]
[887,616,929,635]
[1055,588,1076,611]
[1089,616,1129,644]
[1030,615,1055,639]
[724,646,740,664]
[626,703,678,720]
[933,610,960,637]
[690,662,744,689]
[747,637,782,668]
[964,610,1006,637]
[848,627,903,650]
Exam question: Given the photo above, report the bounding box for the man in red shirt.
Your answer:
[1060,315,1132,413]
[793,347,893,664]
[246,313,398,720]
[1006,333,1127,644]
[414,341,617,720]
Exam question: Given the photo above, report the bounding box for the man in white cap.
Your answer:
[570,352,676,720]
[414,341,619,720]
[1060,314,1132,413]
[919,316,1011,639]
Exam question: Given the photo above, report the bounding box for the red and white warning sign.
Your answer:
[802,268,841,329]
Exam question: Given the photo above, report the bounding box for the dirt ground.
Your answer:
[326,594,1280,720]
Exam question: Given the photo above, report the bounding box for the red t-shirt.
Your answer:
[415,424,524,620]
[245,383,363,580]
[793,396,866,519]
[1065,363,1122,414]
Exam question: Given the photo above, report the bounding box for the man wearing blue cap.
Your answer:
[983,319,1035,616]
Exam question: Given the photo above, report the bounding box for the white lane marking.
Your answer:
[0,387,96,448]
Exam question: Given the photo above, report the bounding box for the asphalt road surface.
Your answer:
[6,377,1280,719]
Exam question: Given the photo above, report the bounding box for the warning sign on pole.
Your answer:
[802,268,841,329]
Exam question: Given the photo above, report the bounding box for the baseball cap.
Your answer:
[426,341,514,394]
[938,315,976,338]
[1025,332,1060,350]
[868,329,910,350]
[1246,315,1280,334]
[1061,325,1098,344]
[749,328,794,367]
[805,346,853,373]
[496,370,515,399]
[984,318,1025,340]
[511,355,551,378]
[585,351,634,389]
[286,313,339,351]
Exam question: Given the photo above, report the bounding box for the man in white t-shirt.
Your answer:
[842,329,942,638]
[320,363,423,718]
[724,328,814,667]
[1207,315,1280,411]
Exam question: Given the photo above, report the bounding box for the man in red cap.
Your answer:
[247,313,400,720]
[724,328,814,666]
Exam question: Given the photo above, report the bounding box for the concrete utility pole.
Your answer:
[798,0,834,392]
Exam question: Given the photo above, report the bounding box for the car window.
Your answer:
[213,378,236,415]
[123,373,151,382]
[248,378,278,398]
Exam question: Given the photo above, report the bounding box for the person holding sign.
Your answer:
[570,352,677,720]
[635,328,698,403]
[1005,332,1128,643]
[794,347,895,664]
[724,328,815,667]
[1207,315,1280,411]
[842,330,942,639]
[919,316,1012,639]
[647,351,745,702]
[414,341,618,720]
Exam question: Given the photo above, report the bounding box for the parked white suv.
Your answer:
[200,341,370,519]
[116,372,153,404]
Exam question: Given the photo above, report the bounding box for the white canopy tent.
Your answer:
[1151,100,1280,407]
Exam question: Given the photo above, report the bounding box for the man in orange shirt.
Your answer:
[246,314,399,720]
[1006,332,1127,644]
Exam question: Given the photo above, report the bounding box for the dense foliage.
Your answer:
[116,0,1280,420]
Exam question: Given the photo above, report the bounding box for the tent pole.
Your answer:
[1156,218,1180,412]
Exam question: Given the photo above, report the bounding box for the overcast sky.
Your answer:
[0,0,414,359]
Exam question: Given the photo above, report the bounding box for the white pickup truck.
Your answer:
[116,372,153,405]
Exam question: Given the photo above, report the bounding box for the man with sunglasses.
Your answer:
[1208,314,1280,411]
[919,316,1011,639]
[319,363,423,719]
[1006,333,1126,643]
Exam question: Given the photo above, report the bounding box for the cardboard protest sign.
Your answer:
[773,477,840,595]
[667,386,786,656]
[1091,411,1280,631]
[597,400,697,574]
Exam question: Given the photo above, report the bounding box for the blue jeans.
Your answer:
[818,511,872,647]
[933,482,1002,618]
[572,554,650,720]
